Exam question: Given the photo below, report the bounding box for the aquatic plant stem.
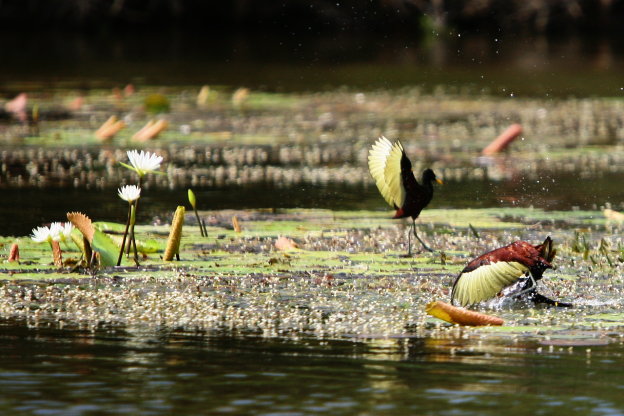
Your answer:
[130,203,139,266]
[51,240,63,267]
[188,189,207,237]
[193,207,206,237]
[126,176,142,261]
[117,204,132,266]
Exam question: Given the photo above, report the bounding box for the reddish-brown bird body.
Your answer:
[451,237,571,307]
[461,240,552,277]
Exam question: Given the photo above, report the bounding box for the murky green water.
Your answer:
[1,318,623,416]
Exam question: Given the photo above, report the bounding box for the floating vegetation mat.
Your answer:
[3,87,624,190]
[2,208,624,345]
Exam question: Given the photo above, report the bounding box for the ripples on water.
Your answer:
[0,319,622,415]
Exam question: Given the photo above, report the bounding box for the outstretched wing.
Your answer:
[451,261,529,307]
[368,136,405,208]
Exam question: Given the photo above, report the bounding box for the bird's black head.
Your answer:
[422,168,443,185]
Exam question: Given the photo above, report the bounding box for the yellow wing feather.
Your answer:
[452,261,529,306]
[368,136,405,208]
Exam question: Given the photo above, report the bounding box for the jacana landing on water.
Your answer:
[368,136,443,255]
[451,236,572,308]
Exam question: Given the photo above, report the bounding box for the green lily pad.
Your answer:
[92,229,120,267]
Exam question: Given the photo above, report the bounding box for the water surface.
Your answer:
[4,170,624,237]
[0,319,622,415]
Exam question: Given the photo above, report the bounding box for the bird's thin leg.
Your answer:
[514,275,537,298]
[529,292,573,308]
[516,275,573,307]
[413,219,434,252]
[407,222,413,256]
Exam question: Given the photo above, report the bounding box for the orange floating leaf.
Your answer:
[163,206,185,261]
[232,87,249,108]
[132,119,168,142]
[275,236,299,252]
[95,116,126,141]
[197,85,211,106]
[51,241,63,268]
[8,243,19,262]
[426,301,504,326]
[604,208,624,222]
[232,215,241,233]
[67,212,95,243]
[482,123,523,156]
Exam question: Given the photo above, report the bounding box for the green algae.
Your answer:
[1,207,619,277]
[2,207,624,343]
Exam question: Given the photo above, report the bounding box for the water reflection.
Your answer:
[1,32,624,96]
[1,318,623,415]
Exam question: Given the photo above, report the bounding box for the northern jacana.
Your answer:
[451,236,572,307]
[368,136,443,255]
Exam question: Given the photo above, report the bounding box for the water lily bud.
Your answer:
[188,189,197,209]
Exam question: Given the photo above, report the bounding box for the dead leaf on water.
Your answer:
[426,300,504,326]
[8,243,19,262]
[67,212,95,242]
[604,208,624,222]
[232,216,241,233]
[95,115,125,141]
[132,119,168,142]
[275,236,299,252]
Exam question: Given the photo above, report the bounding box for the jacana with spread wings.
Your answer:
[368,136,443,255]
[451,236,571,307]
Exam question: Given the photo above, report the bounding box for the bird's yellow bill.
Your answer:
[436,178,444,185]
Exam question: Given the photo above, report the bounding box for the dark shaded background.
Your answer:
[1,0,623,35]
[2,0,624,93]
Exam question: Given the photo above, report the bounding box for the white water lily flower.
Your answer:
[31,226,53,243]
[49,222,73,242]
[60,222,74,242]
[121,150,163,177]
[48,222,65,242]
[118,185,141,203]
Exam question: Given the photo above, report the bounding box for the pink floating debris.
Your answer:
[482,123,523,155]
[124,84,135,97]
[5,93,28,122]
[67,96,84,111]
